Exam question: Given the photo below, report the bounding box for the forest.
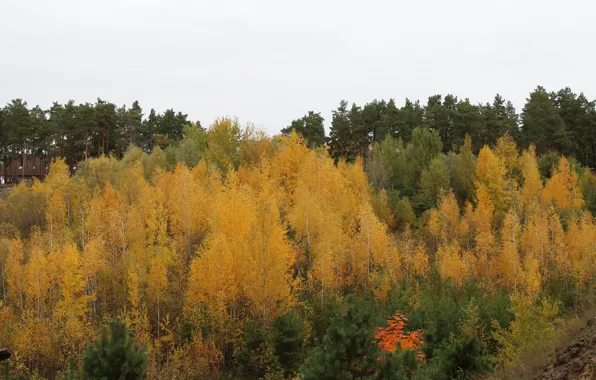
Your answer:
[0,85,595,379]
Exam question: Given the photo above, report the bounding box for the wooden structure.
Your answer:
[0,155,50,184]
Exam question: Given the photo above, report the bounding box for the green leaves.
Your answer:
[521,86,570,156]
[282,111,326,149]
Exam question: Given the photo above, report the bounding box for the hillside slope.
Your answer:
[536,318,596,379]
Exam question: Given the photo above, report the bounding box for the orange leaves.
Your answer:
[374,312,424,360]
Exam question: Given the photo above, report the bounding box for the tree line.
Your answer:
[1,85,595,173]
[0,99,191,166]
[286,86,596,168]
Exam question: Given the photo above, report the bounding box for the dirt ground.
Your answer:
[535,317,596,380]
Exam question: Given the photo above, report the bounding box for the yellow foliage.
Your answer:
[543,156,583,210]
[428,190,461,248]
[493,209,523,291]
[521,146,543,205]
[437,243,469,286]
[186,172,295,322]
[353,202,401,292]
[6,236,25,310]
[523,252,542,299]
[270,130,311,198]
[161,163,211,260]
[474,184,496,266]
[24,229,50,318]
[495,135,520,177]
[568,214,596,287]
[412,243,430,280]
[244,196,295,320]
[476,146,507,206]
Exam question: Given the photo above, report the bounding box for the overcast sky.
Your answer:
[1,0,595,135]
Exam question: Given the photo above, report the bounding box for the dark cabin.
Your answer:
[0,155,50,184]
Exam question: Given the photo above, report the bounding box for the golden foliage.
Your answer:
[543,156,584,210]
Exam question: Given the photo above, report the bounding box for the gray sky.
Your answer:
[1,0,595,135]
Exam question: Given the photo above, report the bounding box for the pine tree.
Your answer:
[281,111,326,149]
[521,86,570,154]
[328,100,353,163]
[300,297,380,379]
[82,319,147,380]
